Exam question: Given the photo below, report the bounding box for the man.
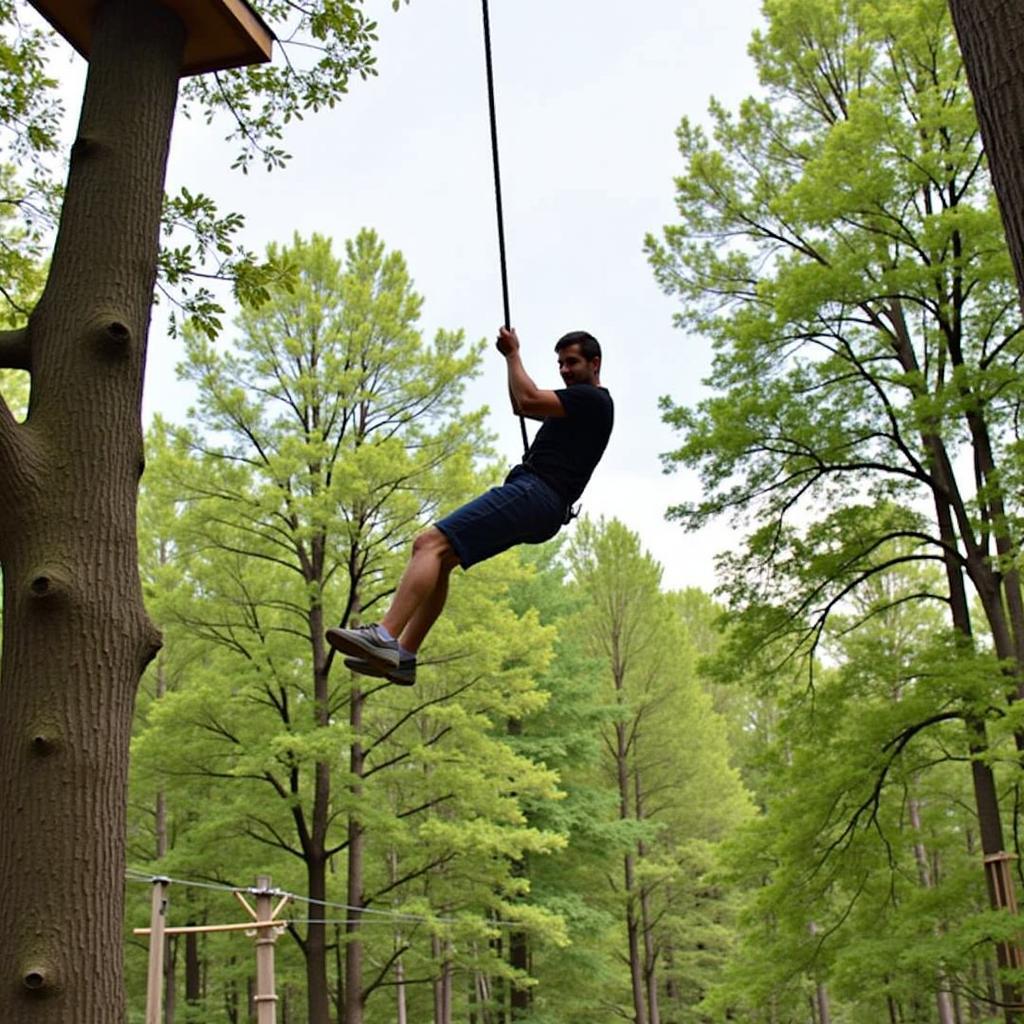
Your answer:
[326,325,614,685]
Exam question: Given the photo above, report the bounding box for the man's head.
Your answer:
[554,331,602,387]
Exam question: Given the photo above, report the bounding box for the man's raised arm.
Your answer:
[497,327,566,420]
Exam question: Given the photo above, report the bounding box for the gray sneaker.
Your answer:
[326,623,402,672]
[343,656,416,687]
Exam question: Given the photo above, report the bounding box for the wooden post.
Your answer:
[984,853,1024,981]
[145,877,170,1024]
[253,876,279,1024]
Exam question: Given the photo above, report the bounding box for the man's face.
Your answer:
[557,344,600,387]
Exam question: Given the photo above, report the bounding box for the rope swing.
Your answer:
[480,0,530,457]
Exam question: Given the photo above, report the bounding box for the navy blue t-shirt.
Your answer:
[522,384,614,505]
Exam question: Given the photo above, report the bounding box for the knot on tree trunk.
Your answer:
[92,318,133,360]
[20,962,56,996]
[27,569,71,606]
[29,732,61,758]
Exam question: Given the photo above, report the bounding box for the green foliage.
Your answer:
[181,0,399,175]
[1,1,410,339]
[550,518,754,1022]
[648,0,1024,1017]
[130,231,582,1020]
[701,564,1007,1022]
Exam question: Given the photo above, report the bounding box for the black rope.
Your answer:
[481,0,529,457]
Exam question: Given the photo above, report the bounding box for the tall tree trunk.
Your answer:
[185,929,200,1008]
[932,486,1023,1021]
[156,660,175,1024]
[635,775,660,1024]
[624,853,647,1024]
[431,935,453,1024]
[387,851,408,1024]
[333,923,345,1023]
[639,874,660,1024]
[0,1,179,1019]
[304,847,330,1024]
[948,0,1024,307]
[508,926,530,1020]
[164,935,177,1024]
[807,924,831,1024]
[615,720,647,1024]
[345,685,366,1024]
[394,947,408,1024]
[506,719,531,1021]
[491,931,506,1024]
[303,600,333,1024]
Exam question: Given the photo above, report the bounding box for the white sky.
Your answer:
[51,0,764,592]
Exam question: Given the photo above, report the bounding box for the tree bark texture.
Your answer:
[302,603,332,1024]
[0,1,180,1020]
[948,0,1024,308]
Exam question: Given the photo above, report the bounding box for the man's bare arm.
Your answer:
[498,327,566,420]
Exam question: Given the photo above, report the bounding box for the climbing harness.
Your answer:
[480,0,530,459]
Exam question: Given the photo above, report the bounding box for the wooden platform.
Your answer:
[28,0,274,76]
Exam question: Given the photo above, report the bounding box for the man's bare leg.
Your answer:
[380,527,459,649]
[397,560,453,654]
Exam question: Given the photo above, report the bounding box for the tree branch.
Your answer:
[361,943,411,1002]
[0,327,29,370]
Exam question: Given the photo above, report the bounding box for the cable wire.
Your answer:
[126,869,536,929]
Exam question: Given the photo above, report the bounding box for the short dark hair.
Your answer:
[555,331,601,362]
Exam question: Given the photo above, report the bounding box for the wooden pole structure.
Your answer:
[253,876,279,1024]
[134,878,291,1021]
[145,877,170,1024]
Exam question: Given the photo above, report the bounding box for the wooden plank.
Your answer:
[135,919,288,937]
[27,0,273,76]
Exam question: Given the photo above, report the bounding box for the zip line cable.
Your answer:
[481,0,530,458]
[125,869,536,930]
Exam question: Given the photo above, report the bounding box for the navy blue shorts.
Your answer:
[436,465,566,569]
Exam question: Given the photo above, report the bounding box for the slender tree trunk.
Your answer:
[475,968,492,1024]
[432,935,452,1024]
[185,928,200,1008]
[345,684,366,1024]
[387,851,408,1024]
[625,852,648,1024]
[492,931,505,1024]
[155,663,175,1024]
[0,1,179,1019]
[297,586,333,1024]
[508,927,530,1019]
[394,947,408,1024]
[639,876,660,1024]
[333,923,345,1023]
[615,720,647,1024]
[156,652,176,1023]
[886,994,899,1024]
[663,942,680,1010]
[635,774,660,1024]
[806,924,831,1024]
[948,0,1024,307]
[505,718,531,1021]
[442,942,453,1024]
[304,846,331,1024]
[164,935,177,1024]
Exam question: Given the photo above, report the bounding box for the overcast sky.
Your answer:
[54,0,765,591]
